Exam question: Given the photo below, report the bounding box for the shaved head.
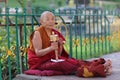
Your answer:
[40,11,55,21]
[39,11,55,29]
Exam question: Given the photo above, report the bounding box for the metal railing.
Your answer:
[0,7,120,80]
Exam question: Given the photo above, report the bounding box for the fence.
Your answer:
[0,7,120,80]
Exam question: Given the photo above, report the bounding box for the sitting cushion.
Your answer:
[24,70,64,76]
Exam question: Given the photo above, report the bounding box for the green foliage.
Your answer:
[6,0,66,9]
[34,6,54,14]
[0,25,32,79]
[1,55,17,80]
[16,0,26,8]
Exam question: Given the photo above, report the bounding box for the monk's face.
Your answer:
[40,13,55,29]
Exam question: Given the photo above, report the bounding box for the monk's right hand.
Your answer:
[50,42,58,50]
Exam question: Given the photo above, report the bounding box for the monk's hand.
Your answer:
[58,38,65,46]
[50,42,58,51]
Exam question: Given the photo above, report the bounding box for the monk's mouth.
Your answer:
[48,25,54,26]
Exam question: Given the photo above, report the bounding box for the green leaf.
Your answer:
[0,36,2,41]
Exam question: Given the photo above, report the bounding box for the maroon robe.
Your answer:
[24,26,107,77]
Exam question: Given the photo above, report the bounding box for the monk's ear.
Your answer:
[39,19,42,24]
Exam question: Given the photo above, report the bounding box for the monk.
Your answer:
[24,11,112,77]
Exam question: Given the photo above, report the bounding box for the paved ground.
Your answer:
[13,52,120,80]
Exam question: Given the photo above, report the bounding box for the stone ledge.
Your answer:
[13,67,120,80]
[13,52,120,80]
[13,74,41,80]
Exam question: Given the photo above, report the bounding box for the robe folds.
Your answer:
[77,58,106,77]
[24,26,107,77]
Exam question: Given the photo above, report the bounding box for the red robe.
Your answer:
[24,26,107,77]
[77,58,106,77]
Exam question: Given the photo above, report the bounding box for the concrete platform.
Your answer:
[13,52,120,80]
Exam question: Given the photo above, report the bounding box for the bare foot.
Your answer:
[104,60,112,68]
[104,60,112,75]
[106,66,112,75]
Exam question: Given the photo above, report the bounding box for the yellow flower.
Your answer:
[1,55,7,59]
[24,48,28,53]
[93,37,97,43]
[73,39,80,46]
[11,46,16,50]
[83,38,88,46]
[100,36,104,42]
[7,50,12,56]
[20,46,24,51]
[107,36,111,41]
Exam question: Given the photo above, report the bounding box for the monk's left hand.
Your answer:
[58,38,64,46]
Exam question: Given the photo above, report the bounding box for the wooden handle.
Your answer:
[55,50,58,60]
